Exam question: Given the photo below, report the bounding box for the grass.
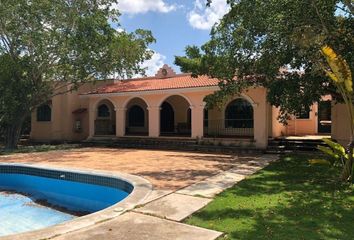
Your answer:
[0,143,81,155]
[185,154,354,240]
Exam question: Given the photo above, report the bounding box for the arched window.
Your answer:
[98,104,110,118]
[128,105,145,127]
[225,99,253,128]
[37,104,51,122]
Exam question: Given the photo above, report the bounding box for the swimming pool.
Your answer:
[0,164,151,239]
[0,192,74,236]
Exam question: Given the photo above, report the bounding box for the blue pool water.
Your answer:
[0,168,131,236]
[0,173,130,213]
[0,192,74,236]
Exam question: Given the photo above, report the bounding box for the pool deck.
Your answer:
[0,148,278,240]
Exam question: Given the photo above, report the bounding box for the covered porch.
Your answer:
[85,90,268,149]
[82,65,269,149]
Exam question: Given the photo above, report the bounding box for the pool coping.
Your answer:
[0,163,153,240]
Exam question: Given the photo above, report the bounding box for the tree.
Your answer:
[175,0,353,122]
[320,46,353,181]
[0,0,155,149]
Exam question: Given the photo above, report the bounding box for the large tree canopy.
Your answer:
[0,0,155,149]
[175,0,354,122]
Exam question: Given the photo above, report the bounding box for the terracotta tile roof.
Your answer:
[84,74,219,95]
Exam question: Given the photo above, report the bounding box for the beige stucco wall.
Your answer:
[332,103,351,145]
[31,77,341,150]
[31,83,271,148]
[271,107,286,137]
[288,104,318,136]
[251,88,269,148]
[271,104,319,137]
[30,81,113,142]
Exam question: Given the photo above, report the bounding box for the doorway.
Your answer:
[318,100,331,134]
[160,102,175,133]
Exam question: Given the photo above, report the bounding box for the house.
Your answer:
[30,64,337,149]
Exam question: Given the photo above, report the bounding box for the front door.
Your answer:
[318,100,331,134]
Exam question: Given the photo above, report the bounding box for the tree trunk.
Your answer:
[3,116,26,150]
[342,141,354,182]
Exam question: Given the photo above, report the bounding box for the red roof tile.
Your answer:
[84,74,219,95]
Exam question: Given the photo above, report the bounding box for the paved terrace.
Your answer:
[0,148,278,240]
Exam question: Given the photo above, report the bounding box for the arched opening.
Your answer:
[160,102,174,133]
[224,98,254,136]
[160,95,191,137]
[125,98,148,136]
[128,105,145,127]
[94,99,116,135]
[317,100,332,134]
[98,104,110,118]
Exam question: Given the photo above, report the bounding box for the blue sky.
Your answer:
[114,0,229,76]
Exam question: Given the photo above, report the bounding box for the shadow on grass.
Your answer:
[186,154,354,240]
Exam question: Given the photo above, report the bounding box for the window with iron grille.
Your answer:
[98,104,110,118]
[37,104,51,122]
[225,99,253,128]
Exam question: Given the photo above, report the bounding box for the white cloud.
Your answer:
[115,0,177,14]
[139,52,166,77]
[188,0,230,30]
[115,27,125,33]
[108,52,165,79]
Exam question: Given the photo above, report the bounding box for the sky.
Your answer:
[113,0,230,76]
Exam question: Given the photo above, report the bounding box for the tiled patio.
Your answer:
[0,148,259,190]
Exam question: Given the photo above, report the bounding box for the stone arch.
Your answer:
[123,96,150,110]
[157,93,192,108]
[93,98,117,112]
[94,99,116,135]
[159,95,192,136]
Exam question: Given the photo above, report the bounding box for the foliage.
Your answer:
[0,0,155,149]
[318,138,347,165]
[0,54,34,146]
[308,158,331,166]
[185,154,354,240]
[175,0,353,119]
[320,46,354,181]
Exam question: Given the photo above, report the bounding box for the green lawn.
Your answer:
[185,154,354,240]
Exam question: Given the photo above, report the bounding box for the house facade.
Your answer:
[31,65,336,149]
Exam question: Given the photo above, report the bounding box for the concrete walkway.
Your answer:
[178,154,276,198]
[50,154,278,240]
[54,212,222,240]
[136,193,212,221]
